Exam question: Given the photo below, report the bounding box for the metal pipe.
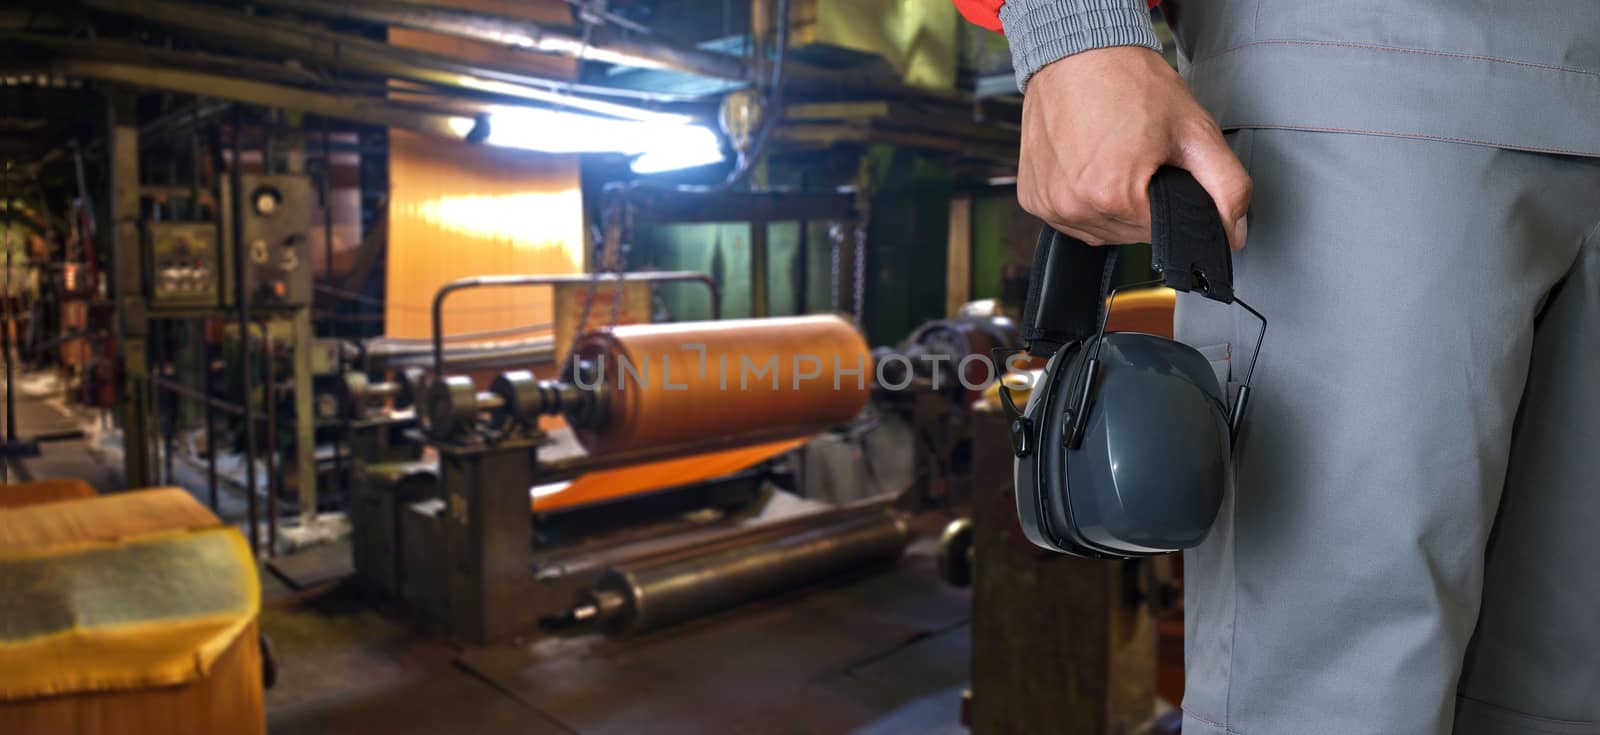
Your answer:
[551,507,912,635]
[371,321,556,344]
[230,111,260,559]
[81,0,903,101]
[198,325,218,512]
[70,141,99,293]
[153,377,263,420]
[371,338,555,374]
[320,119,335,282]
[49,58,465,141]
[319,119,345,502]
[160,328,174,485]
[82,0,696,110]
[206,122,229,513]
[3,248,15,447]
[251,0,752,82]
[264,320,279,558]
[429,271,720,378]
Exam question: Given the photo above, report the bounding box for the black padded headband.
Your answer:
[1021,167,1235,357]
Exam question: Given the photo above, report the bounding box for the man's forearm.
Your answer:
[999,0,1161,91]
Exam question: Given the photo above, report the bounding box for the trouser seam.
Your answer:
[1223,127,1258,735]
[1542,218,1600,321]
[1187,708,1245,734]
[1581,218,1600,252]
[1458,694,1596,733]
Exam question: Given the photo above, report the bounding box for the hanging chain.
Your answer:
[568,190,632,363]
[603,206,630,332]
[852,219,866,325]
[828,222,843,314]
[847,159,871,326]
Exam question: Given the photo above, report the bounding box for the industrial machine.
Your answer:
[340,269,930,643]
[133,172,321,556]
[873,314,1025,510]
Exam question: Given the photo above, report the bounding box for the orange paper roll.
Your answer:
[568,316,873,455]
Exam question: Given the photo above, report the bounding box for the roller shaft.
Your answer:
[428,316,870,447]
[560,507,912,635]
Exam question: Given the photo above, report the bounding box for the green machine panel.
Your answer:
[145,221,228,308]
[231,174,314,308]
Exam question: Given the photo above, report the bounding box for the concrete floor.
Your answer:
[1,371,122,492]
[7,370,976,735]
[262,543,971,735]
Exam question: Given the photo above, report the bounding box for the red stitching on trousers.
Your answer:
[1204,39,1600,78]
[1225,123,1600,158]
[1184,708,1241,734]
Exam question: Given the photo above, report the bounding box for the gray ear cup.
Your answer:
[1066,334,1230,555]
[1010,332,1234,559]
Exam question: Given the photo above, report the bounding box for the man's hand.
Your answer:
[1018,46,1251,249]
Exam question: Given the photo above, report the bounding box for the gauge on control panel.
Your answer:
[252,186,283,217]
[236,174,313,307]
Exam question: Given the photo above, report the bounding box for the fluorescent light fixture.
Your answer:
[455,76,689,123]
[449,106,725,174]
[629,144,722,174]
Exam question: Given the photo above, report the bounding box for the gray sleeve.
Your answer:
[1000,0,1161,93]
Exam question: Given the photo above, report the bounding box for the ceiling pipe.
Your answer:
[81,0,703,109]
[249,0,754,83]
[47,58,468,140]
[86,0,951,105]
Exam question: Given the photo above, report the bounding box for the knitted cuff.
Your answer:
[1000,0,1161,92]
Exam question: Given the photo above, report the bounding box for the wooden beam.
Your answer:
[945,195,971,316]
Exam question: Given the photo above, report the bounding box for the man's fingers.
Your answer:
[1024,168,1152,246]
[1043,216,1145,248]
[1173,124,1253,249]
[1051,222,1106,246]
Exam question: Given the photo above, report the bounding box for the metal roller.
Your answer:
[335,367,425,420]
[426,375,504,437]
[551,506,912,635]
[428,370,588,438]
[566,315,873,455]
[487,370,541,428]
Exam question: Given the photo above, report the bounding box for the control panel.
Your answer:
[235,174,313,308]
[146,222,224,307]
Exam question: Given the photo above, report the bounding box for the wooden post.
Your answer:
[967,408,1157,733]
[111,92,154,488]
[750,220,770,318]
[946,195,972,316]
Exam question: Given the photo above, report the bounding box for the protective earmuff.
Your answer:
[996,167,1267,559]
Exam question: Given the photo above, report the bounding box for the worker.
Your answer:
[956,1,1600,733]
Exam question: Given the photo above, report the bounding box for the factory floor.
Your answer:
[0,370,122,491]
[6,370,974,734]
[261,538,971,735]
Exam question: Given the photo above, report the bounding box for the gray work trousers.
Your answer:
[1175,128,1600,735]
